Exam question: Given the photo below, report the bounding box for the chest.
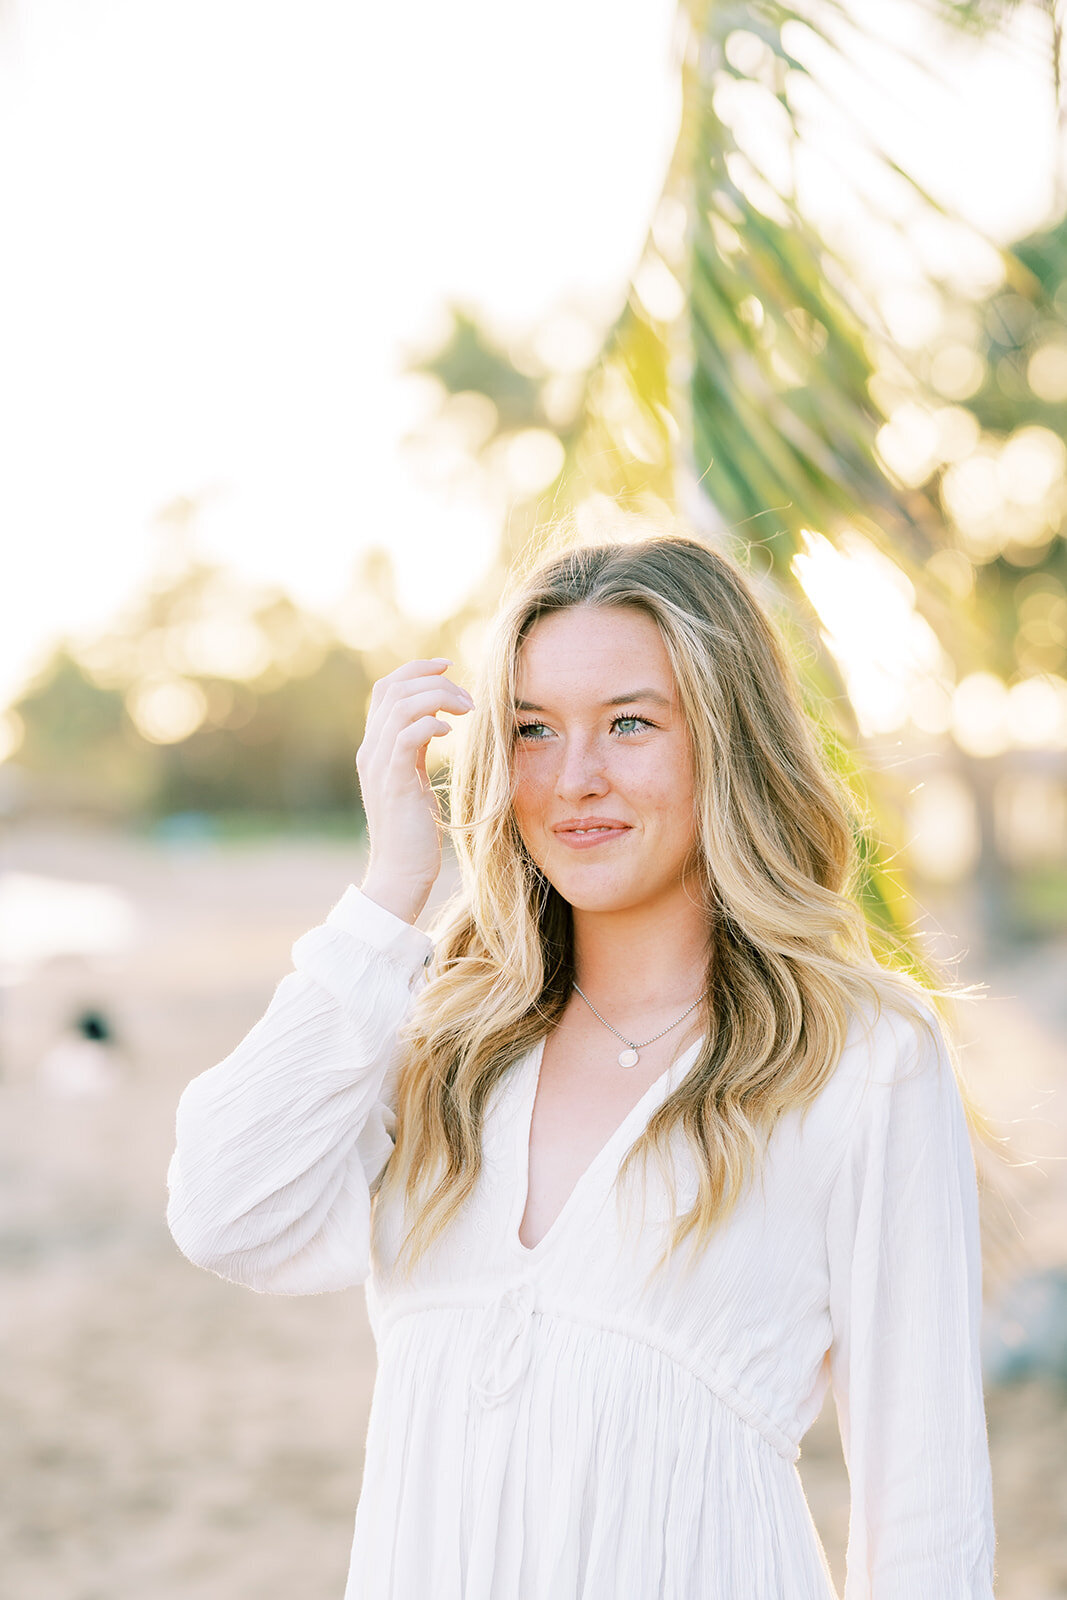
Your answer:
[517,1014,699,1251]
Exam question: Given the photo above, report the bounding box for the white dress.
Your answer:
[166,886,997,1600]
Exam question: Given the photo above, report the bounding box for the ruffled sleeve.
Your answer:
[826,1005,997,1598]
[166,886,432,1295]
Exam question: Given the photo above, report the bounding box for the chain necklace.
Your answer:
[571,983,703,1069]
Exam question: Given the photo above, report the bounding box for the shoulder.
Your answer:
[821,989,953,1143]
[839,987,946,1079]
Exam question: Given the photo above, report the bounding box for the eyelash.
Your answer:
[514,715,655,743]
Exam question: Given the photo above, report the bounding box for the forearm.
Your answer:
[166,886,432,1293]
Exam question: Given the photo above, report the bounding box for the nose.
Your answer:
[554,730,609,802]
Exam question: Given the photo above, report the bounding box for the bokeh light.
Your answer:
[791,529,949,738]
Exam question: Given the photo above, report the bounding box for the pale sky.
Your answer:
[0,0,1061,712]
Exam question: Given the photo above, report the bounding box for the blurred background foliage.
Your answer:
[3,0,1066,957]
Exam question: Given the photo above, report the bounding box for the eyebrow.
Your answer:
[514,689,673,712]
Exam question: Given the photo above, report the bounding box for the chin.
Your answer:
[544,873,653,914]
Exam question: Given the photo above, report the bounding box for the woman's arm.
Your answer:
[166,886,432,1294]
[826,1005,996,1598]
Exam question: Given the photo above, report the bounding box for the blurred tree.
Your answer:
[404,0,1066,956]
[930,209,1067,679]
[11,650,152,817]
[419,310,550,434]
[7,551,379,827]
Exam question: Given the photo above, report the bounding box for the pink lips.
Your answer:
[551,818,632,850]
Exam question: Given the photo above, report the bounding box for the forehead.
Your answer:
[514,605,675,699]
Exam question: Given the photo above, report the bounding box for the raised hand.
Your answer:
[355,657,474,925]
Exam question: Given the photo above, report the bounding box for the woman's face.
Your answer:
[510,604,701,916]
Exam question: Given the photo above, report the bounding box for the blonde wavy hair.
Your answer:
[378,531,994,1279]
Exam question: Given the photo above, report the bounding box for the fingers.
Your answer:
[394,713,453,751]
[370,666,472,720]
[373,695,467,772]
[359,659,475,775]
[368,658,455,712]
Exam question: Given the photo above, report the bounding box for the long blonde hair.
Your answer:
[379,531,994,1277]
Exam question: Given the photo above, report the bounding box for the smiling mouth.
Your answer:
[551,823,632,844]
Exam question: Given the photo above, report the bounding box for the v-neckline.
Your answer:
[510,1032,704,1259]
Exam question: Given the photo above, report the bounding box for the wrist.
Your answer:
[359,870,432,927]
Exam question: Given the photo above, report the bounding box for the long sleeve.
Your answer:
[826,1006,996,1598]
[166,885,433,1295]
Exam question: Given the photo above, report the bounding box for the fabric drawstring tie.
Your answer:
[470,1282,536,1408]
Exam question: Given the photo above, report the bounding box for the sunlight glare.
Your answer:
[1007,674,1067,749]
[791,529,948,737]
[126,678,208,745]
[928,344,986,400]
[631,256,686,323]
[1027,342,1067,403]
[997,427,1067,509]
[952,672,1010,758]
[875,402,941,486]
[907,773,979,882]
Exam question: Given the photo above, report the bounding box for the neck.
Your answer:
[569,879,711,1023]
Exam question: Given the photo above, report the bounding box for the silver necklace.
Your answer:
[571,983,703,1069]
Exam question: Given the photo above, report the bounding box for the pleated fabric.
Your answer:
[166,886,997,1599]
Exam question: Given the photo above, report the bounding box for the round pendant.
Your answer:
[618,1047,640,1069]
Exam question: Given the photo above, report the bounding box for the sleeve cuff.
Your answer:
[324,885,434,978]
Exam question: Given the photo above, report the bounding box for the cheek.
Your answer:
[620,749,685,808]
[638,758,696,841]
[510,758,551,828]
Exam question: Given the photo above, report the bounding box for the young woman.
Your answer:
[167,533,996,1599]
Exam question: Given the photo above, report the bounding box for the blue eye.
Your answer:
[514,715,654,742]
